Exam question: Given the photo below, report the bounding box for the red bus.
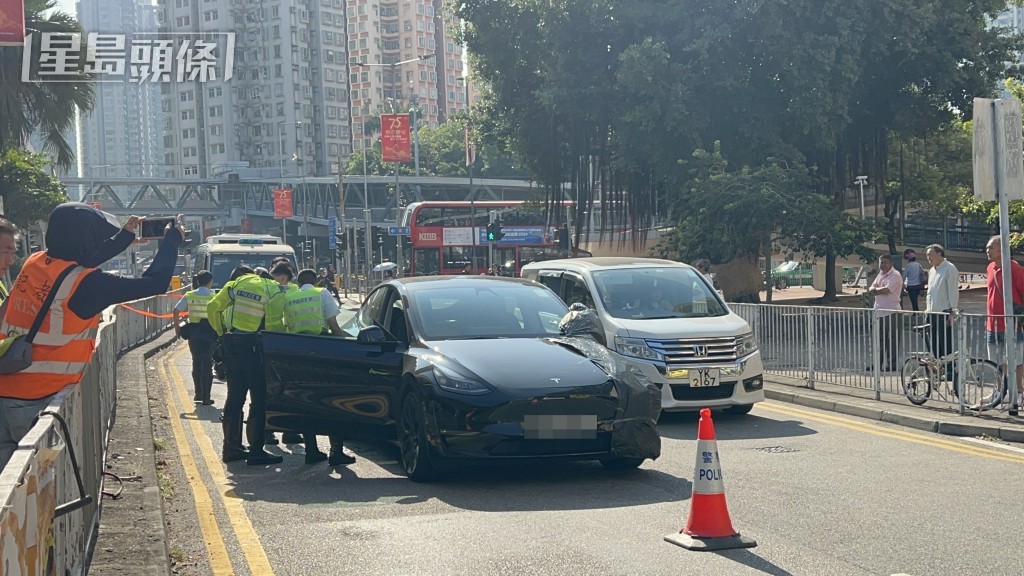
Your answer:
[402,201,571,276]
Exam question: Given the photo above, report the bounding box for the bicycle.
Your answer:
[900,316,1002,406]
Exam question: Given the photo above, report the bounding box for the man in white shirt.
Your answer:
[925,244,960,389]
[866,254,902,371]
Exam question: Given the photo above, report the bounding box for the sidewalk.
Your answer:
[763,374,1024,443]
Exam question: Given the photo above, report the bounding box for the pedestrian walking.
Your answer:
[0,204,183,470]
[174,270,218,405]
[925,244,959,390]
[268,268,355,466]
[207,268,287,466]
[865,254,902,371]
[975,236,1024,410]
[903,249,926,311]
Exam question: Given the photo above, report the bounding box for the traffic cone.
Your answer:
[664,408,757,551]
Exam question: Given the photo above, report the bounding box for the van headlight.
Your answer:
[736,332,758,356]
[614,336,664,362]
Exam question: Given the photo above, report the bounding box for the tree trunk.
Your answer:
[717,255,762,303]
[823,250,837,301]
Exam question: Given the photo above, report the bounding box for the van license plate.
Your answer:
[668,368,720,387]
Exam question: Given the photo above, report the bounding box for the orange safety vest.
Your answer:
[0,252,99,400]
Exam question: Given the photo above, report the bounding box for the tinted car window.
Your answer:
[592,267,727,319]
[409,283,568,340]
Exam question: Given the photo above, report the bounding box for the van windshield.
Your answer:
[591,267,728,319]
[210,253,295,288]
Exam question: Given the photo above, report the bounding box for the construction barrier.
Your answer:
[0,290,182,575]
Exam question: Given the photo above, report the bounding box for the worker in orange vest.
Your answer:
[0,204,184,470]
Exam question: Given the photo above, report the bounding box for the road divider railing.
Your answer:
[730,303,1008,413]
[0,289,183,575]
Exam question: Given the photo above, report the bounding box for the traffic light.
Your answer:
[356,230,365,249]
[486,219,505,242]
[336,233,348,251]
[374,231,384,248]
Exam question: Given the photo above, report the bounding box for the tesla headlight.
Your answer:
[614,336,664,362]
[432,364,491,395]
[736,332,758,356]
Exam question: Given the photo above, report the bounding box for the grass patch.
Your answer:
[168,547,186,565]
[153,437,167,451]
[157,471,174,498]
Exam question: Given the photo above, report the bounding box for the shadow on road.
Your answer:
[226,440,690,512]
[656,412,818,441]
[716,548,794,576]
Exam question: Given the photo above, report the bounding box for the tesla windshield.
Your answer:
[410,284,569,340]
[592,267,728,319]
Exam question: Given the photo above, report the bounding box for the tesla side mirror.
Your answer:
[356,326,387,344]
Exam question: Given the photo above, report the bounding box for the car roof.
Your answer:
[521,257,695,271]
[387,275,542,294]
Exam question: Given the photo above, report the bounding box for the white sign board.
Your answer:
[443,227,475,246]
[974,97,1024,201]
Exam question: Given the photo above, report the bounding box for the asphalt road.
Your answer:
[154,329,1024,576]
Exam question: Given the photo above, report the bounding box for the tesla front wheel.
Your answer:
[600,457,645,471]
[901,358,932,405]
[399,392,438,482]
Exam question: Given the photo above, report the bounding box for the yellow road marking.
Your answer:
[759,401,1024,465]
[165,347,277,576]
[155,361,235,575]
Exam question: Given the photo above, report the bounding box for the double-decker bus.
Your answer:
[402,201,572,276]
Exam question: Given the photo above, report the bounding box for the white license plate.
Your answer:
[522,415,598,440]
[668,368,720,387]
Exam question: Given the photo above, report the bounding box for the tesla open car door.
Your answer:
[261,330,404,440]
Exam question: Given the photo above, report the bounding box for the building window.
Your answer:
[175,16,190,26]
[209,105,222,117]
[184,166,198,176]
[207,86,221,98]
[181,109,195,120]
[210,124,223,135]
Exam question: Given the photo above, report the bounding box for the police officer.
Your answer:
[271,268,355,466]
[266,262,303,445]
[173,270,217,405]
[207,268,286,465]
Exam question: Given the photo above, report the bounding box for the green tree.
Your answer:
[459,0,1021,300]
[0,149,70,228]
[0,0,95,170]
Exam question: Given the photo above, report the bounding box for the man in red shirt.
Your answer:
[979,235,1024,410]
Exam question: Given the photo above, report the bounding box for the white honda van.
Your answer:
[522,257,764,414]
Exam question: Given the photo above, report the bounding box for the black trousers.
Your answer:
[929,314,957,392]
[187,336,215,400]
[906,286,924,312]
[222,333,269,448]
[878,314,899,370]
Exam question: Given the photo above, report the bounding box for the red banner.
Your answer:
[381,114,411,163]
[273,189,293,219]
[0,0,25,46]
[240,218,252,233]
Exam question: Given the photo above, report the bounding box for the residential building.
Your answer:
[347,0,467,153]
[158,0,353,178]
[76,0,163,181]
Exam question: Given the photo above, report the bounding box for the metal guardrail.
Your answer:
[0,291,182,575]
[731,303,1008,412]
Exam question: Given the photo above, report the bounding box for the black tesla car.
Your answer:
[261,276,661,481]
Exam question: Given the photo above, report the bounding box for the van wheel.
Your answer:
[725,404,754,416]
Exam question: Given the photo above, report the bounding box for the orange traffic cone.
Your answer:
[665,408,757,551]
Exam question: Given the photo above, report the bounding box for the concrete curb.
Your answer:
[88,331,177,576]
[765,387,1020,443]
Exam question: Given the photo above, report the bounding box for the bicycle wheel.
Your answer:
[901,357,933,405]
[964,358,1004,410]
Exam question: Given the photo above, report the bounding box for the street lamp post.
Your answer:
[458,77,477,269]
[354,54,436,278]
[855,175,868,219]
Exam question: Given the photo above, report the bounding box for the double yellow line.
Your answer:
[759,401,1024,465]
[159,347,275,575]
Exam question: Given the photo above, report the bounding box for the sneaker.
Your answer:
[246,450,283,466]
